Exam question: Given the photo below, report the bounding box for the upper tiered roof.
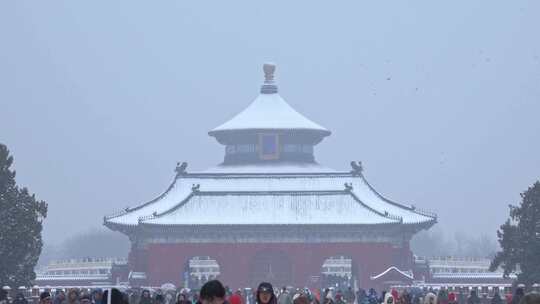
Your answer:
[208,63,331,138]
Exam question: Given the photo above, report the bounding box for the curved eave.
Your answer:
[139,222,403,229]
[406,217,437,231]
[103,219,138,234]
[207,92,331,141]
[103,170,437,232]
[103,174,180,225]
[347,190,402,222]
[105,219,436,232]
[359,173,438,222]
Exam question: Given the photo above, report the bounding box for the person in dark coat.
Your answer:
[491,291,503,304]
[80,294,92,304]
[356,290,367,304]
[93,289,104,304]
[467,291,480,304]
[293,294,309,304]
[66,289,79,304]
[154,294,165,304]
[367,289,378,304]
[0,290,9,304]
[40,292,53,304]
[178,294,192,304]
[256,283,276,304]
[200,280,227,304]
[13,293,28,304]
[380,292,388,304]
[511,288,524,304]
[139,290,153,304]
[401,290,412,304]
[54,291,67,304]
[102,288,124,304]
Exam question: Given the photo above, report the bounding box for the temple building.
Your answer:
[413,256,515,288]
[104,63,437,289]
[34,258,127,287]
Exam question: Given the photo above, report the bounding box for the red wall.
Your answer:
[135,242,412,290]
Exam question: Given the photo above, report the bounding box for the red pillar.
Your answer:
[129,243,149,273]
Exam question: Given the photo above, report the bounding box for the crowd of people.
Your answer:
[1,282,539,304]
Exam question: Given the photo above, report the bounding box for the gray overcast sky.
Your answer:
[1,1,539,244]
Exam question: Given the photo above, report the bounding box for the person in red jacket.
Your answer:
[229,290,243,304]
[449,292,457,304]
[391,290,399,303]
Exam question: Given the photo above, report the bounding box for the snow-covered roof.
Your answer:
[142,191,396,226]
[104,170,436,228]
[104,64,435,231]
[209,93,330,135]
[209,63,330,136]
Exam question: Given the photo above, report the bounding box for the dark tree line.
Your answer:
[490,181,540,286]
[0,144,48,287]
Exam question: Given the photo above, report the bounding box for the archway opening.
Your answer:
[184,256,221,289]
[320,255,357,291]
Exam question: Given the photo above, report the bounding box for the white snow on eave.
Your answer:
[210,93,329,133]
[370,266,414,280]
[350,177,434,224]
[106,179,193,226]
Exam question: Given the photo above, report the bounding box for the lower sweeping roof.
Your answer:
[104,165,436,229]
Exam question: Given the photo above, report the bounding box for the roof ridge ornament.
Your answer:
[175,162,188,176]
[350,161,363,176]
[260,63,278,94]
